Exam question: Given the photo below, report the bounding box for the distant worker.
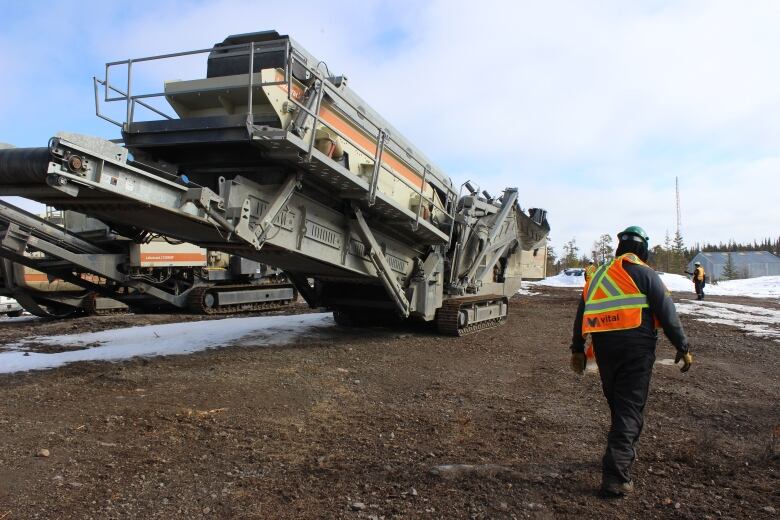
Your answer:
[584,260,597,282]
[691,261,706,300]
[569,226,693,497]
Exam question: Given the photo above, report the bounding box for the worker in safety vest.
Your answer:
[584,260,597,283]
[692,261,706,300]
[569,226,693,497]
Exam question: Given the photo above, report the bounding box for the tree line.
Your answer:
[688,237,780,256]
[546,233,780,278]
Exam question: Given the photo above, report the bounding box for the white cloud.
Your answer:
[343,0,780,252]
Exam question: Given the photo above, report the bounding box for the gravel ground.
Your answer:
[0,287,778,519]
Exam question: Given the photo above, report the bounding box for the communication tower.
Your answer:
[675,176,681,235]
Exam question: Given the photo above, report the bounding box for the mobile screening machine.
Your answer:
[0,31,549,334]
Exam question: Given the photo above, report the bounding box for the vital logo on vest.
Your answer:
[586,314,621,329]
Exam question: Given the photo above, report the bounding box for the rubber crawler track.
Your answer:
[436,294,509,336]
[82,293,128,316]
[186,283,296,315]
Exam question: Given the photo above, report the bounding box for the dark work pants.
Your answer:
[694,280,704,299]
[593,341,656,484]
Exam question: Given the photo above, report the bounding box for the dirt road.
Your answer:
[0,287,778,519]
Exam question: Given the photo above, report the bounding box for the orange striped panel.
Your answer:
[24,273,51,282]
[275,71,425,190]
[140,253,207,263]
[317,106,423,190]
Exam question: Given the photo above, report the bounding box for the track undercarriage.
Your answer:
[186,283,296,315]
[436,295,509,336]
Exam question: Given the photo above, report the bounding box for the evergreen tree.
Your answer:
[663,231,673,273]
[721,252,738,280]
[672,230,686,273]
[593,233,614,264]
[545,245,557,276]
[562,238,579,268]
[648,245,664,270]
[694,237,780,256]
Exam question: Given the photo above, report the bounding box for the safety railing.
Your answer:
[93,38,457,232]
[94,39,291,126]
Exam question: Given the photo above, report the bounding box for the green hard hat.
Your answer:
[617,225,649,244]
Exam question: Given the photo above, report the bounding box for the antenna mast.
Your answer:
[675,176,681,235]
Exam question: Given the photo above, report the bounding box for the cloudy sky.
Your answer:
[1,0,778,257]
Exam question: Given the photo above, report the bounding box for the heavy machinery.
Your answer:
[0,30,549,334]
[0,259,128,318]
[0,205,295,318]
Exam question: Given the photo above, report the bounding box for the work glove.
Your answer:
[675,350,693,373]
[570,352,586,374]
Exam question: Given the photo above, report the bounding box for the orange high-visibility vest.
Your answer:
[581,253,660,336]
[694,266,705,282]
[584,264,597,282]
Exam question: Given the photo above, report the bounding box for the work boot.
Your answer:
[600,479,634,497]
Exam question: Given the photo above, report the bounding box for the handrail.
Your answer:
[93,39,457,225]
[413,165,430,231]
[247,41,255,126]
[94,77,174,126]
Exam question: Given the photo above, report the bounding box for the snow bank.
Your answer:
[531,270,780,300]
[517,282,540,296]
[659,273,780,298]
[657,273,698,292]
[0,312,335,375]
[713,276,780,299]
[529,271,585,288]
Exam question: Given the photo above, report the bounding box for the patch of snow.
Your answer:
[679,300,780,319]
[0,312,335,375]
[0,315,40,324]
[518,281,539,296]
[714,276,780,299]
[677,300,780,341]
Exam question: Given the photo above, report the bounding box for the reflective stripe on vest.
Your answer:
[581,253,650,336]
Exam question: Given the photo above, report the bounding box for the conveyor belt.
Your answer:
[0,147,50,185]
